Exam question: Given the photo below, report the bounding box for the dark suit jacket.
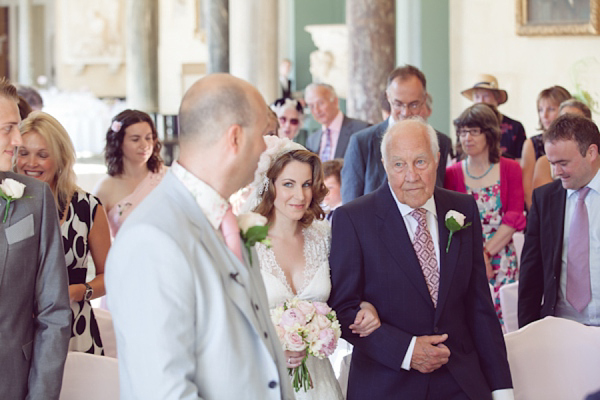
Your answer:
[518,180,567,328]
[305,114,370,159]
[341,119,453,203]
[328,184,512,400]
[0,172,70,400]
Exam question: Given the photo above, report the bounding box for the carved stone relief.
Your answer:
[304,24,348,98]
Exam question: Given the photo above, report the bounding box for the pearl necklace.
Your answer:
[465,160,494,180]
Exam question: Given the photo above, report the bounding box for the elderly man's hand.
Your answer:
[410,334,451,373]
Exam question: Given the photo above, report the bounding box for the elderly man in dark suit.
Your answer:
[305,83,369,161]
[519,114,600,328]
[329,118,513,399]
[341,65,453,204]
[0,78,70,399]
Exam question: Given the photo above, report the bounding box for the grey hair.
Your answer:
[381,117,439,162]
[305,83,337,101]
[559,98,592,119]
[425,92,433,111]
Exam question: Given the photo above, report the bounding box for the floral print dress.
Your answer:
[467,181,518,326]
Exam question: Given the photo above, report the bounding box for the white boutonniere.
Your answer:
[445,210,471,253]
[237,212,271,266]
[0,178,32,223]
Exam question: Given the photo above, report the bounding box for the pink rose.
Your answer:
[315,314,332,330]
[280,308,306,328]
[304,320,320,343]
[313,301,332,315]
[284,329,306,352]
[275,325,286,343]
[317,328,337,357]
[296,301,316,322]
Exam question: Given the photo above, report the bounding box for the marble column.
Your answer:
[126,0,158,113]
[18,0,33,85]
[204,0,229,73]
[346,0,395,124]
[230,0,278,103]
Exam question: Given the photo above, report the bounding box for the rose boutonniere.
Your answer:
[237,212,271,266]
[445,210,471,253]
[0,178,32,223]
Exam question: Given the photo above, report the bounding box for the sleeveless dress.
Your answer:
[468,181,519,326]
[62,189,104,354]
[257,220,343,400]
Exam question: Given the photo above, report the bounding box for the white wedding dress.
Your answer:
[257,219,344,400]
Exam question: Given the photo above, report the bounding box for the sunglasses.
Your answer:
[279,116,300,126]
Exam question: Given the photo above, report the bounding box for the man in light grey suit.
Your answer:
[305,83,370,161]
[105,74,294,399]
[0,78,71,399]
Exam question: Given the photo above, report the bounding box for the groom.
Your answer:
[328,118,513,399]
[105,74,294,399]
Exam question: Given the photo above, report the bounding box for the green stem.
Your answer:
[446,231,454,253]
[3,199,10,223]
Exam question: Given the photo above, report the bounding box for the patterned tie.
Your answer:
[220,207,244,263]
[566,187,591,312]
[410,208,439,306]
[321,128,332,161]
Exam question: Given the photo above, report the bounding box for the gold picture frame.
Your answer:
[516,0,600,35]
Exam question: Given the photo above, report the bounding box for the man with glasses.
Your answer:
[341,65,453,204]
[305,83,369,162]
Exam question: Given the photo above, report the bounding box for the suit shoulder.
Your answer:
[4,171,49,192]
[353,120,387,141]
[532,179,563,199]
[435,187,475,207]
[344,115,370,129]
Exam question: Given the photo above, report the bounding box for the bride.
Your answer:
[241,136,380,399]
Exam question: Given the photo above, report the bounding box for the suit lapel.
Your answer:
[334,116,349,159]
[375,186,433,306]
[549,182,567,277]
[0,171,10,288]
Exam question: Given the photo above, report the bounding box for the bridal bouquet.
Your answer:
[270,298,342,392]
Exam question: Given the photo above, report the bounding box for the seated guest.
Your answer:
[519,114,600,328]
[322,158,343,220]
[445,103,526,326]
[305,83,369,161]
[17,111,110,354]
[270,97,308,145]
[532,99,593,189]
[521,86,571,209]
[461,74,527,160]
[16,84,43,111]
[94,109,167,237]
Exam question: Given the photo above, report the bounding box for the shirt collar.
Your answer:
[387,183,437,218]
[171,161,229,230]
[566,168,600,199]
[323,110,344,132]
[388,114,397,127]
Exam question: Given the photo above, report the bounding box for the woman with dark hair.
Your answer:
[444,103,525,327]
[240,136,379,399]
[94,109,166,237]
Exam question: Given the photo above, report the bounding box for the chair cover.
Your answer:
[59,352,119,400]
[94,308,118,358]
[499,281,519,333]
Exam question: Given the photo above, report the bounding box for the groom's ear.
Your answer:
[224,123,243,154]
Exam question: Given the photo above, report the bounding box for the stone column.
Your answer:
[346,0,395,124]
[126,0,158,113]
[230,0,278,102]
[18,0,33,85]
[204,0,229,73]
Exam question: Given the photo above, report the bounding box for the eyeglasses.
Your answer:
[389,98,424,112]
[279,116,300,125]
[457,127,483,137]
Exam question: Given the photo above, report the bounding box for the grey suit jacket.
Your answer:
[0,172,70,400]
[106,170,294,400]
[305,114,370,159]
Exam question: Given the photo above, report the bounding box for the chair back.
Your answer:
[59,352,119,400]
[94,308,118,358]
[499,281,519,333]
[505,316,600,400]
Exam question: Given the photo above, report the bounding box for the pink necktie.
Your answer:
[410,208,439,306]
[321,128,332,161]
[220,207,244,263]
[567,187,591,312]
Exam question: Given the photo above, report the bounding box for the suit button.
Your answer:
[268,380,277,389]
[433,326,439,333]
[255,303,259,311]
[264,332,268,339]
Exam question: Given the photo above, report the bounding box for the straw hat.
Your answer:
[461,74,508,105]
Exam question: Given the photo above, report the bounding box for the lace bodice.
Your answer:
[257,220,332,308]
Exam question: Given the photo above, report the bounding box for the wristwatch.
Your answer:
[84,283,93,301]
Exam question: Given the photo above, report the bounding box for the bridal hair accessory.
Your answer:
[238,135,305,214]
[111,120,122,133]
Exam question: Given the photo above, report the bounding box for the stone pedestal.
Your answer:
[126,0,158,112]
[230,0,278,102]
[204,0,229,73]
[18,0,33,85]
[347,0,395,124]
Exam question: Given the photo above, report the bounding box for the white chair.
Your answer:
[60,352,119,400]
[512,231,525,264]
[94,308,118,358]
[504,316,600,400]
[499,281,519,333]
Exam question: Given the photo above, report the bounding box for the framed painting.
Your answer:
[516,0,600,35]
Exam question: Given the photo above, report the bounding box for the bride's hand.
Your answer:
[349,301,381,337]
[284,349,306,368]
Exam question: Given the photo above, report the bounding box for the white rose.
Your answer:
[445,210,466,227]
[237,212,267,234]
[0,178,26,198]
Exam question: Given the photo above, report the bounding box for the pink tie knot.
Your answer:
[221,207,244,263]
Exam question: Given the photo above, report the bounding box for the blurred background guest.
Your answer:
[270,97,308,146]
[279,58,293,99]
[16,84,44,111]
[17,111,110,354]
[445,103,526,326]
[521,85,571,209]
[322,158,343,221]
[266,107,279,137]
[17,96,33,120]
[94,109,166,238]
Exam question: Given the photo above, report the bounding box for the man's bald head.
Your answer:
[178,74,263,147]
